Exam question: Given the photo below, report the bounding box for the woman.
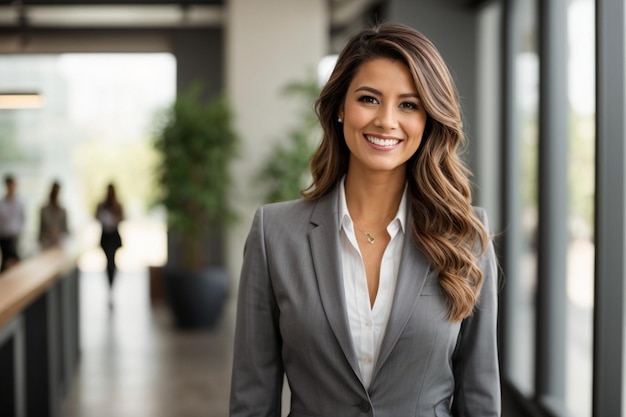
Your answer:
[0,174,25,272]
[96,183,124,301]
[230,23,500,416]
[38,180,69,249]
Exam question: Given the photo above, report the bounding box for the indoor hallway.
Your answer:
[60,267,236,417]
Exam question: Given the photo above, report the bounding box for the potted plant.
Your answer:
[153,82,238,328]
[257,76,320,203]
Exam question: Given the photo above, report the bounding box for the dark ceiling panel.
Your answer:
[0,0,222,4]
[439,0,495,8]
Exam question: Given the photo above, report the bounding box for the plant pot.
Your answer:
[162,266,229,329]
[148,265,165,305]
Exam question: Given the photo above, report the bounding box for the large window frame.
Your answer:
[593,0,626,415]
[499,0,626,416]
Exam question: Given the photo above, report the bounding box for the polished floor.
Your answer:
[60,267,510,417]
[60,267,236,417]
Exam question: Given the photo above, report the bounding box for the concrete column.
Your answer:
[225,0,328,283]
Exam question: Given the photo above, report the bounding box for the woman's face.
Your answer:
[340,58,427,176]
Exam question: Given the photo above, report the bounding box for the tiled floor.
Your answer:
[60,267,236,417]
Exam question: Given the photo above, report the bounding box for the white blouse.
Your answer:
[338,179,407,389]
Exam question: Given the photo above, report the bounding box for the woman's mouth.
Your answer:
[365,135,400,147]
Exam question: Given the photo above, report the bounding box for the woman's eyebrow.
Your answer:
[353,86,420,100]
[354,86,382,95]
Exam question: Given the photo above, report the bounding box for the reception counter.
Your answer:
[0,248,80,417]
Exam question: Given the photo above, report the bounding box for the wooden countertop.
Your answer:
[0,247,75,328]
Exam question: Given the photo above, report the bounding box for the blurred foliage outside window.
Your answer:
[257,76,321,203]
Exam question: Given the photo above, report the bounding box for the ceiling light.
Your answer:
[0,5,223,28]
[0,93,45,109]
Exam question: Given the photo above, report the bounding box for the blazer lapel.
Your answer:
[308,188,363,384]
[373,230,431,377]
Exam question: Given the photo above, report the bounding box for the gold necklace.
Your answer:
[352,218,392,244]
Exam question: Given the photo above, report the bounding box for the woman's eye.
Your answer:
[399,101,419,110]
[358,95,379,104]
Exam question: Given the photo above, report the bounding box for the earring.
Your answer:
[338,117,343,123]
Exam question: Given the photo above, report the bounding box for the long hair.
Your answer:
[303,23,488,321]
[103,183,123,216]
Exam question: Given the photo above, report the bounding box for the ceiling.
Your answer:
[0,0,388,29]
[0,1,224,29]
[0,0,488,54]
[0,0,488,30]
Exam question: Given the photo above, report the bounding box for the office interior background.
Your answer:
[0,0,624,416]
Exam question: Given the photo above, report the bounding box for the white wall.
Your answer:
[225,0,328,288]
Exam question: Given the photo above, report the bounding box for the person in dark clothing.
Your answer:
[96,182,124,306]
[0,174,25,273]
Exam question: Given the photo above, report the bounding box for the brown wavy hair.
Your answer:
[302,23,488,321]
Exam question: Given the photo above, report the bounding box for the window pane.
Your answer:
[508,0,539,396]
[566,1,595,416]
[0,53,175,263]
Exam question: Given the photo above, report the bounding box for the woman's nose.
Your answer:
[374,105,398,130]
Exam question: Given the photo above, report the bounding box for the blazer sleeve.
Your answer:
[230,206,284,417]
[451,208,501,417]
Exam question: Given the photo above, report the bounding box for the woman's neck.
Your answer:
[344,169,405,225]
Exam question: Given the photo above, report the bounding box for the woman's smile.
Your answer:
[364,134,402,148]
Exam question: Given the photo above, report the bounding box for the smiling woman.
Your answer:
[230,22,500,417]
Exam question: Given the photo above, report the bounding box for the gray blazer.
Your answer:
[230,185,501,417]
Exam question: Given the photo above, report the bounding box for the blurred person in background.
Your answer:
[0,174,25,273]
[39,180,69,250]
[96,182,124,307]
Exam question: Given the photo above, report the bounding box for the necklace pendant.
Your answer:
[366,233,375,244]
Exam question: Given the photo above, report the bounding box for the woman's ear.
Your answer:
[337,107,344,123]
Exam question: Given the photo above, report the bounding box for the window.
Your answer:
[0,53,174,265]
[565,1,595,415]
[503,0,539,397]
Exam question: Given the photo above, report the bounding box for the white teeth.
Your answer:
[366,135,400,147]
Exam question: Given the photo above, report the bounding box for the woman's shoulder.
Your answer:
[253,186,338,228]
[471,206,490,227]
[257,197,315,220]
